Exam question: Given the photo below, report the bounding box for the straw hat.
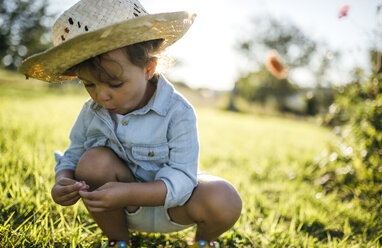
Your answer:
[18,0,196,82]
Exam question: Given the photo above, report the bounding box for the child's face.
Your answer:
[77,48,155,115]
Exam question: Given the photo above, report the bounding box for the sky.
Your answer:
[49,0,382,90]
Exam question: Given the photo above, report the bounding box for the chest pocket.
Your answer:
[132,143,169,170]
[84,136,109,150]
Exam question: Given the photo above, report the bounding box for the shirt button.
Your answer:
[131,162,136,167]
[119,146,123,152]
[148,151,155,157]
[122,120,128,126]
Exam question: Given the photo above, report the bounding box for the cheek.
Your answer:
[85,88,92,95]
[85,88,97,99]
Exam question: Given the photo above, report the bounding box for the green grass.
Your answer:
[0,69,380,247]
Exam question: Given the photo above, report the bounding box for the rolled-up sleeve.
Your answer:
[54,104,90,174]
[155,107,199,209]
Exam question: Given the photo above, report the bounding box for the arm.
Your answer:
[78,180,167,212]
[155,106,199,209]
[54,102,92,174]
[52,103,91,206]
[55,169,75,181]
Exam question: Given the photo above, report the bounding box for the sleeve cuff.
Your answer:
[158,176,196,209]
[54,151,77,174]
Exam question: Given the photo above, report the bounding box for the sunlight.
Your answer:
[48,0,381,91]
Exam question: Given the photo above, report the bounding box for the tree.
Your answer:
[235,67,297,111]
[312,52,382,221]
[232,16,337,114]
[238,16,317,68]
[0,0,54,70]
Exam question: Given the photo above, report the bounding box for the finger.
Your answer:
[78,189,101,200]
[61,195,81,206]
[59,190,81,202]
[80,185,90,191]
[57,178,89,193]
[78,181,90,189]
[81,198,106,209]
[57,178,78,186]
[57,194,81,206]
[83,202,116,213]
[79,181,90,190]
[60,182,85,195]
[54,190,79,205]
[86,206,109,212]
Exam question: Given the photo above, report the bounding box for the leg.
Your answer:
[168,175,242,241]
[75,147,137,242]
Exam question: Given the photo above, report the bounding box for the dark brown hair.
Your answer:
[67,39,164,85]
[125,39,163,68]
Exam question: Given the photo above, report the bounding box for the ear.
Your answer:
[145,57,158,81]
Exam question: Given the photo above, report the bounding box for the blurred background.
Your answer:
[1,0,381,116]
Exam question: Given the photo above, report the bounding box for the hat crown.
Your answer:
[52,0,148,46]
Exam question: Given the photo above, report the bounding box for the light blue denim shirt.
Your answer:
[54,75,199,209]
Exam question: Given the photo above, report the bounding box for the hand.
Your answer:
[79,182,129,212]
[51,178,89,206]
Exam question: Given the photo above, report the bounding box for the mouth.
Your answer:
[106,108,117,113]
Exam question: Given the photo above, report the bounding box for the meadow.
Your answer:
[0,69,380,247]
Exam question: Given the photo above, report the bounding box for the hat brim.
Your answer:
[18,11,195,83]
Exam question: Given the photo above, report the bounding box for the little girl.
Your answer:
[19,0,242,247]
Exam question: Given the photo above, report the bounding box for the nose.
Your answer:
[96,85,112,102]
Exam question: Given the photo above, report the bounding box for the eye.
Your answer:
[81,81,95,88]
[110,82,124,88]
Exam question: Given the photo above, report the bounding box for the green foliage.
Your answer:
[0,69,381,247]
[239,17,317,67]
[0,0,54,70]
[234,15,337,115]
[235,68,297,112]
[310,72,382,240]
[318,73,382,184]
[236,16,316,108]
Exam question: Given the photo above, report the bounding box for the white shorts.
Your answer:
[125,206,194,233]
[125,171,212,233]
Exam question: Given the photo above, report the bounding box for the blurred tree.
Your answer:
[0,0,54,70]
[309,49,339,115]
[312,54,382,217]
[235,67,297,112]
[306,6,382,209]
[371,50,382,74]
[239,16,317,68]
[227,82,238,112]
[324,51,382,127]
[233,16,337,115]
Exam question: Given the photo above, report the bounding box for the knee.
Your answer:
[210,181,242,224]
[197,180,242,225]
[75,147,112,182]
[75,147,128,188]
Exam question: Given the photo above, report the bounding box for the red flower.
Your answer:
[265,50,288,79]
[338,5,350,18]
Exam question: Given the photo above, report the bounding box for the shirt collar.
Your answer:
[133,74,174,116]
[90,74,174,117]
